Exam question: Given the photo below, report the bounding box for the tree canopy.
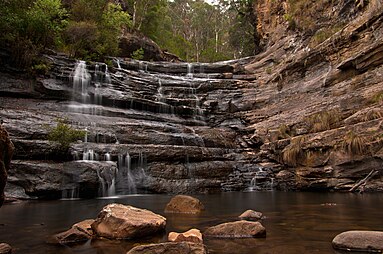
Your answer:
[0,0,258,66]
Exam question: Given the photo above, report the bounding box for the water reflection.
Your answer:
[0,192,382,254]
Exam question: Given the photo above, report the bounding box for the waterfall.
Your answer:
[73,61,91,103]
[187,63,194,78]
[105,65,111,84]
[117,153,137,194]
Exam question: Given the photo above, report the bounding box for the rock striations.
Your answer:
[0,1,383,197]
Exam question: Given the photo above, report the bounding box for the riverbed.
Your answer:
[0,192,382,254]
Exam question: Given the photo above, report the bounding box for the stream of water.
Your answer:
[0,192,382,254]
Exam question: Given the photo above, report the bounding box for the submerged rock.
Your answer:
[0,243,12,254]
[332,230,383,252]
[165,195,204,214]
[0,125,14,207]
[204,221,266,238]
[51,219,94,244]
[127,242,207,254]
[91,203,166,239]
[238,210,263,221]
[168,229,203,244]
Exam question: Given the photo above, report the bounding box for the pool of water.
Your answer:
[0,192,382,254]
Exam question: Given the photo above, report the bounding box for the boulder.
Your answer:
[238,210,263,221]
[91,203,166,239]
[164,195,204,214]
[332,230,383,252]
[168,229,203,244]
[204,221,266,238]
[127,242,207,254]
[51,219,94,244]
[0,125,14,207]
[0,243,11,254]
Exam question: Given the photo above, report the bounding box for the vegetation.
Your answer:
[131,48,145,60]
[282,136,305,167]
[341,130,367,155]
[46,119,86,151]
[305,109,341,133]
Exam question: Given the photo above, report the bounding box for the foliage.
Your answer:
[282,136,305,167]
[305,109,341,133]
[46,119,86,151]
[0,0,68,67]
[278,124,292,139]
[131,48,145,60]
[363,109,383,122]
[341,131,367,155]
[370,91,383,104]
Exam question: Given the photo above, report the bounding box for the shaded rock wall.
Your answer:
[0,125,14,206]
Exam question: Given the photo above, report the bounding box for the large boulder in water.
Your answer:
[127,242,207,254]
[238,209,263,221]
[0,125,14,207]
[0,243,12,254]
[204,221,266,238]
[332,230,383,252]
[91,203,166,239]
[165,195,204,214]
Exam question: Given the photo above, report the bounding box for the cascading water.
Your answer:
[73,61,91,103]
[187,63,194,78]
[117,153,137,194]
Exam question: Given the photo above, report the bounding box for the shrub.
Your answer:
[282,136,305,166]
[131,47,145,60]
[341,130,367,155]
[46,119,86,151]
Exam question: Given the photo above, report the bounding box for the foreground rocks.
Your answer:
[52,219,95,244]
[238,210,263,221]
[332,231,383,252]
[168,229,203,244]
[0,243,12,254]
[0,125,14,207]
[91,204,166,239]
[204,221,266,238]
[127,242,207,254]
[165,195,205,214]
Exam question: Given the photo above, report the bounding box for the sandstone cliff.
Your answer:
[239,0,383,191]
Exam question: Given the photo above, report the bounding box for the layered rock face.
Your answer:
[241,0,383,191]
[0,51,257,198]
[1,1,382,197]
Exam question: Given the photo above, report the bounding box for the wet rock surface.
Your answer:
[332,231,383,252]
[127,242,207,254]
[168,229,203,244]
[91,203,166,239]
[165,195,204,214]
[204,221,266,238]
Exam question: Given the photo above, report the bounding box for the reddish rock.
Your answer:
[127,242,207,254]
[0,125,14,207]
[0,243,12,254]
[204,221,266,238]
[238,210,263,221]
[165,195,204,214]
[332,230,383,252]
[51,219,95,244]
[168,229,203,244]
[91,203,166,239]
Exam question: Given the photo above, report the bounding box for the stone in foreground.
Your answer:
[52,219,95,244]
[238,210,263,221]
[127,242,207,254]
[165,195,204,214]
[168,229,203,244]
[332,230,383,252]
[0,243,12,254]
[91,203,166,239]
[204,221,266,238]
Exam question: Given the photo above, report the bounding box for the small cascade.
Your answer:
[187,63,194,78]
[116,59,121,69]
[72,61,91,103]
[139,61,148,73]
[117,153,137,194]
[105,152,111,161]
[105,65,111,84]
[97,152,117,197]
[246,168,275,191]
[61,187,79,200]
[82,149,99,161]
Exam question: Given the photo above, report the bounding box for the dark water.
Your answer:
[0,192,382,254]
